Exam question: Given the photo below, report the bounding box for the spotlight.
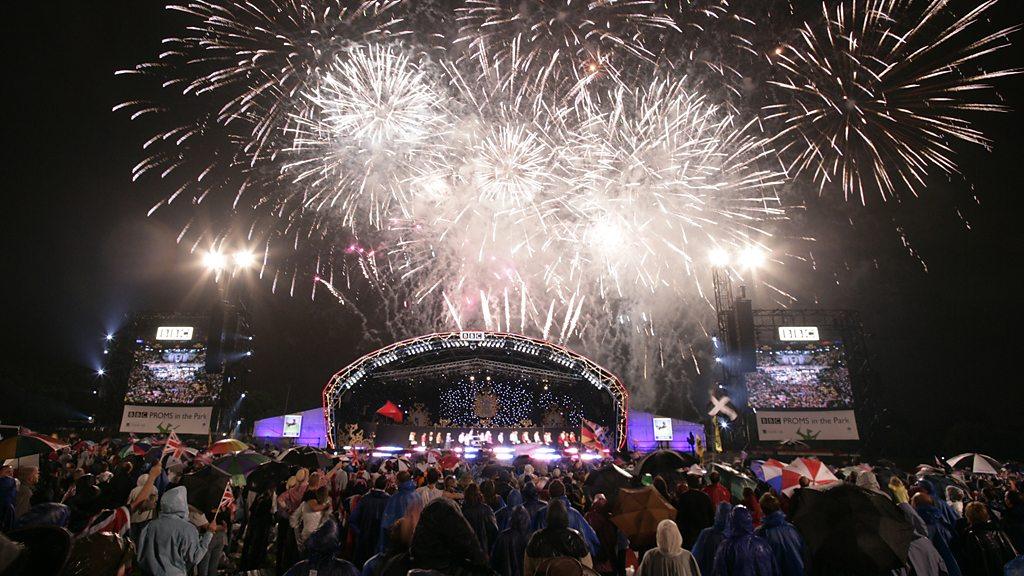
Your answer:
[708,248,730,267]
[96,369,106,376]
[105,334,114,341]
[202,250,227,271]
[240,392,247,399]
[233,249,256,268]
[738,246,767,269]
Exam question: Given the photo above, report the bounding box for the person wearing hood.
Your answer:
[495,488,524,531]
[529,479,601,557]
[241,484,277,571]
[524,499,593,576]
[913,492,963,576]
[889,477,910,504]
[522,481,548,518]
[462,483,500,556]
[755,495,803,576]
[285,518,360,576]
[636,519,701,576]
[377,471,418,553]
[136,485,216,576]
[711,505,779,576]
[350,475,390,567]
[491,505,532,576]
[953,502,1018,576]
[917,479,960,527]
[693,502,733,576]
[409,498,491,576]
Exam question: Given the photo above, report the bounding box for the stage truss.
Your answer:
[323,332,629,450]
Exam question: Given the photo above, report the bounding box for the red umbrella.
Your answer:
[376,401,404,423]
[439,453,460,471]
[782,457,839,495]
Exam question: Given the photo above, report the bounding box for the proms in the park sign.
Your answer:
[119,405,213,435]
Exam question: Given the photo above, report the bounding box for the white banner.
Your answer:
[120,405,213,435]
[755,410,859,441]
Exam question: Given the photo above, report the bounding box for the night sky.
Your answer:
[3,2,1022,456]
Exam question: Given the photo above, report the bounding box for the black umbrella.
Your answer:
[247,460,293,492]
[637,450,697,488]
[181,464,231,513]
[791,484,915,575]
[278,446,333,471]
[583,464,635,506]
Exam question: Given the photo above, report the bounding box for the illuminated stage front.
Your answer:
[322,332,629,451]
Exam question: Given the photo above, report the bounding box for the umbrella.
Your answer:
[247,460,293,492]
[782,457,839,495]
[712,463,759,502]
[213,452,271,477]
[181,464,232,513]
[946,453,1001,475]
[278,446,333,471]
[71,440,96,452]
[209,438,249,455]
[611,486,677,550]
[637,450,697,489]
[791,484,916,574]
[751,459,786,493]
[440,453,461,471]
[385,457,413,473]
[0,433,67,460]
[116,442,151,459]
[583,464,634,506]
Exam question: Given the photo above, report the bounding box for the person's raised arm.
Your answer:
[130,462,162,512]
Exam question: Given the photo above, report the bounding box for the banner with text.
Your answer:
[120,405,213,435]
[754,410,859,441]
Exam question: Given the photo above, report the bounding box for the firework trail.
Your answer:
[764,0,1021,203]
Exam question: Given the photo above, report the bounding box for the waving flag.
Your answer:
[162,430,184,460]
[581,418,607,451]
[375,401,404,423]
[218,480,234,510]
[79,506,130,538]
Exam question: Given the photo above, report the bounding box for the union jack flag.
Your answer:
[581,418,608,451]
[218,480,234,510]
[162,430,184,460]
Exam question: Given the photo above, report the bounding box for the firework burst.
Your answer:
[764,0,1021,203]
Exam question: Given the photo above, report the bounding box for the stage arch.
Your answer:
[323,332,629,450]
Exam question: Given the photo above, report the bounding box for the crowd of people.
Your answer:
[1,436,1023,576]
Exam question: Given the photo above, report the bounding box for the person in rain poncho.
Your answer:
[284,518,359,576]
[711,505,779,576]
[692,502,732,576]
[754,494,804,576]
[524,499,593,576]
[491,505,532,576]
[529,479,601,557]
[913,492,963,576]
[522,481,548,518]
[888,477,910,504]
[377,471,418,553]
[636,519,701,576]
[495,488,523,532]
[136,485,214,576]
[410,498,491,576]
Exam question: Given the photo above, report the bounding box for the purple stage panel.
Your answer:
[627,410,705,454]
[253,406,328,448]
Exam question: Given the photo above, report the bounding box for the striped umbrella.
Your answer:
[751,459,786,493]
[782,457,839,495]
[209,438,249,455]
[0,433,67,460]
[946,453,1001,475]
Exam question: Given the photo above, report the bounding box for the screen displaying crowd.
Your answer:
[745,341,854,409]
[123,343,223,405]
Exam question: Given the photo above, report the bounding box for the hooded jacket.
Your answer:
[693,502,732,575]
[378,480,418,553]
[755,510,804,576]
[491,506,532,576]
[636,520,700,576]
[410,498,491,575]
[711,506,779,576]
[284,519,360,576]
[495,489,524,531]
[529,495,601,556]
[463,497,499,555]
[350,489,390,567]
[522,482,548,518]
[676,485,716,548]
[525,501,592,576]
[136,486,212,576]
[916,504,962,576]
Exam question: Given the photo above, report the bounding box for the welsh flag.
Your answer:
[581,418,607,451]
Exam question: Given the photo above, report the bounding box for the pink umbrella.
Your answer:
[782,457,839,495]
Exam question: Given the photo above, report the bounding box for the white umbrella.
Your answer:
[946,453,1001,475]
